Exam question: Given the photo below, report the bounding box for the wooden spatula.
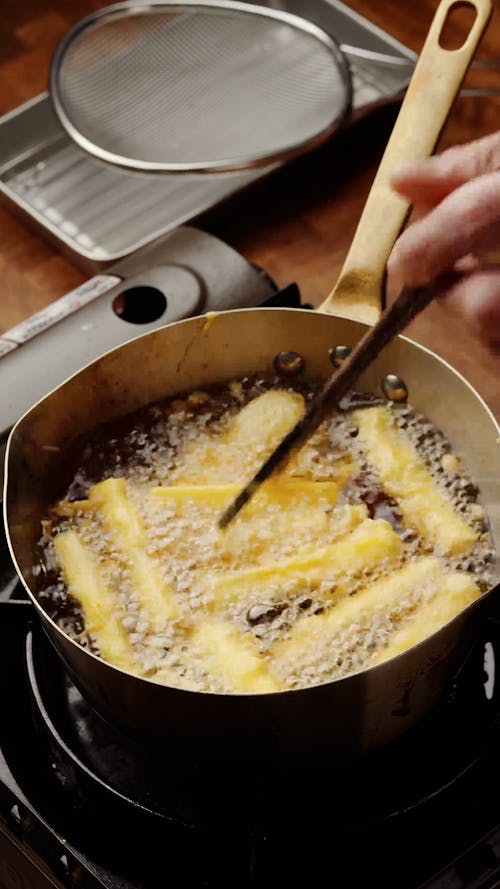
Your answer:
[218,0,491,529]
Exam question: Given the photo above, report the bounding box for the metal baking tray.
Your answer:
[0,0,416,273]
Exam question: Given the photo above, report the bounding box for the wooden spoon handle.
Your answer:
[320,0,492,325]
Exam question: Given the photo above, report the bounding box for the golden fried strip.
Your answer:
[89,477,179,627]
[54,530,141,674]
[51,499,93,518]
[216,502,367,565]
[353,406,476,556]
[190,620,281,693]
[375,572,479,664]
[151,481,343,567]
[150,479,339,509]
[224,390,305,449]
[273,557,479,670]
[177,390,305,483]
[210,515,402,607]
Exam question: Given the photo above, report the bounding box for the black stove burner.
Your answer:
[1,598,500,889]
[25,622,499,835]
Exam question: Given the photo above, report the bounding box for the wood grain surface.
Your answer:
[1,0,499,415]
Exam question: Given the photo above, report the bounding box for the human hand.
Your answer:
[387,130,500,352]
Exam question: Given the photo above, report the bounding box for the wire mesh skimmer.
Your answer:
[50,1,352,174]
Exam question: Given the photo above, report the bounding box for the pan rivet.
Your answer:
[329,345,352,367]
[273,351,305,377]
[382,374,408,402]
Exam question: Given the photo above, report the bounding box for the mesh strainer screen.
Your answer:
[51,2,351,173]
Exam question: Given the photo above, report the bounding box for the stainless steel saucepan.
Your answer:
[4,0,498,761]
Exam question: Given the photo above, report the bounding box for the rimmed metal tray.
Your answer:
[0,0,415,273]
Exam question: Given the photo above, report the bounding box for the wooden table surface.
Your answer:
[1,0,499,416]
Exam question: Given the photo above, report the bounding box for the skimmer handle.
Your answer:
[320,0,492,324]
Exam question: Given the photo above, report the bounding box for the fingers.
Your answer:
[387,171,500,294]
[441,267,500,353]
[390,130,500,210]
[387,130,500,354]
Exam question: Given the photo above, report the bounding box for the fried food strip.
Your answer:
[54,530,141,674]
[210,515,401,607]
[51,499,93,518]
[353,406,476,555]
[273,557,479,675]
[177,390,305,483]
[151,480,343,562]
[190,620,281,693]
[218,502,367,565]
[150,479,339,509]
[375,572,479,664]
[88,477,179,627]
[224,389,305,450]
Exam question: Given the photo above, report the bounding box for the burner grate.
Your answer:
[26,613,500,833]
[2,559,500,887]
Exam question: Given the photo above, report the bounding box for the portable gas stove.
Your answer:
[1,227,500,889]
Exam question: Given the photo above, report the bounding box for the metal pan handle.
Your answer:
[320,0,492,325]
